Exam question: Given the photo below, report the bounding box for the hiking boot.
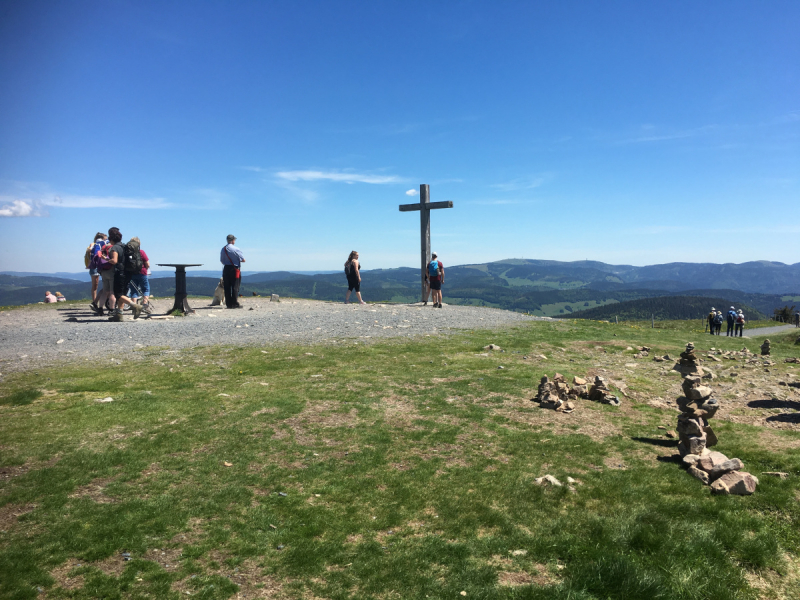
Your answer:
[130,304,144,319]
[142,303,153,314]
[108,309,124,322]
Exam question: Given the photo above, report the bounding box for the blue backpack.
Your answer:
[428,260,439,278]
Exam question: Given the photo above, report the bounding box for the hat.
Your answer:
[738,309,743,313]
[431,252,438,258]
[226,234,236,242]
[711,307,715,311]
[730,306,735,310]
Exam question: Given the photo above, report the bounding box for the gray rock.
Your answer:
[688,386,713,401]
[697,451,729,473]
[711,471,758,495]
[709,458,744,481]
[688,466,710,484]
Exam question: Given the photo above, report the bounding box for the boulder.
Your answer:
[709,458,744,481]
[697,451,729,473]
[677,415,704,436]
[688,386,713,401]
[688,466,710,485]
[710,471,758,495]
[703,425,718,447]
[682,454,700,467]
[573,376,587,386]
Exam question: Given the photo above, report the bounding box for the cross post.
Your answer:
[399,184,453,302]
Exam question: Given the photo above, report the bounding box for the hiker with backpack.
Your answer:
[707,308,716,335]
[125,237,152,309]
[103,227,145,320]
[726,306,737,336]
[713,310,724,335]
[344,250,366,305]
[220,234,245,309]
[428,252,444,308]
[91,236,116,315]
[735,309,745,337]
[86,232,109,310]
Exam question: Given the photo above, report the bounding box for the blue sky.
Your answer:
[1,1,798,273]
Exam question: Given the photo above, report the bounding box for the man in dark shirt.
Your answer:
[220,234,245,309]
[106,227,143,321]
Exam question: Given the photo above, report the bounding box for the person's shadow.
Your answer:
[748,398,800,424]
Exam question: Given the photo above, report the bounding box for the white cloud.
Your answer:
[276,170,402,184]
[405,189,418,196]
[491,176,547,192]
[239,166,267,173]
[0,199,46,217]
[44,195,171,209]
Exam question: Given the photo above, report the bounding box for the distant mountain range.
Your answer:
[2,259,798,318]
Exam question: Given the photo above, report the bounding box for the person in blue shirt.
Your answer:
[220,234,245,309]
[726,306,737,336]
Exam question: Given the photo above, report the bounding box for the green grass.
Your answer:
[1,320,799,599]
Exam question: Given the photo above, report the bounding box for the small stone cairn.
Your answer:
[535,373,620,412]
[761,339,771,356]
[676,342,758,495]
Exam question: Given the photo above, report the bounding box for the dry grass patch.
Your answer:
[498,563,556,587]
[68,477,117,504]
[49,561,85,591]
[0,502,36,531]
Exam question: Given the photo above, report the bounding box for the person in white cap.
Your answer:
[707,307,716,334]
[427,252,445,308]
[726,306,737,336]
[220,234,245,309]
[734,309,745,337]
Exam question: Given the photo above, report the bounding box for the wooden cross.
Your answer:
[399,184,453,302]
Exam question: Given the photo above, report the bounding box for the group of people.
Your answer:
[707,306,745,337]
[342,250,445,307]
[85,228,153,321]
[44,291,66,303]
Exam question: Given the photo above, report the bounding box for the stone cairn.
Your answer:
[535,373,620,412]
[761,339,771,356]
[676,342,758,495]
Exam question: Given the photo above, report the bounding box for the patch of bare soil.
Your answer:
[91,554,127,577]
[49,561,85,591]
[380,395,424,428]
[68,477,117,504]
[277,400,359,446]
[498,564,555,587]
[0,502,36,531]
[0,455,59,482]
[171,554,284,598]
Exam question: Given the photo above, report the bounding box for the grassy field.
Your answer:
[1,319,799,599]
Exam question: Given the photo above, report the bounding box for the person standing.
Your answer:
[105,227,144,320]
[126,237,152,309]
[726,306,737,336]
[220,234,245,309]
[707,308,716,335]
[428,252,444,308]
[344,250,366,304]
[86,232,108,308]
[735,310,745,337]
[92,240,115,315]
[713,310,723,335]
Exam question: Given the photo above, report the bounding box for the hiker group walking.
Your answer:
[708,306,745,337]
[85,228,153,321]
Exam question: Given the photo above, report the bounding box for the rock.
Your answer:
[762,471,789,479]
[686,435,707,455]
[703,425,718,447]
[682,454,700,467]
[688,466,710,484]
[665,430,676,438]
[573,376,587,386]
[785,358,800,364]
[699,398,720,419]
[543,474,562,486]
[702,370,716,380]
[677,415,704,436]
[711,471,758,495]
[484,344,501,350]
[271,294,280,302]
[94,397,114,403]
[688,386,713,400]
[760,340,770,356]
[56,339,64,344]
[697,451,730,473]
[709,458,744,481]
[572,384,588,397]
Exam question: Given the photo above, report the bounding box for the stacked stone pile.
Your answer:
[761,339,771,356]
[676,342,758,495]
[587,376,621,406]
[535,374,621,411]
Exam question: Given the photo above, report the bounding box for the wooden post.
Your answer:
[420,184,431,303]
[652,314,655,328]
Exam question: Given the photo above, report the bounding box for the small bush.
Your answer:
[0,389,42,406]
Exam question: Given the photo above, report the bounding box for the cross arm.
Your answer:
[398,201,453,212]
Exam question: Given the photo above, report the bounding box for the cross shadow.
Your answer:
[748,398,800,411]
[631,436,678,448]
[766,413,800,424]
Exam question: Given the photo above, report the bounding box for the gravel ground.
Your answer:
[0,298,552,373]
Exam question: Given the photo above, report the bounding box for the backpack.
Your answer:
[123,240,144,273]
[84,244,94,268]
[428,260,440,278]
[736,314,744,324]
[344,261,352,277]
[713,313,724,325]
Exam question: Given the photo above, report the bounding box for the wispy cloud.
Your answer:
[44,195,171,209]
[616,124,719,144]
[239,166,268,173]
[405,189,418,196]
[491,175,548,192]
[276,170,403,184]
[0,199,47,217]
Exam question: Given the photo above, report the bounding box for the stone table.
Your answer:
[157,264,203,314]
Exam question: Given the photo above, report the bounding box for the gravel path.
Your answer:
[741,324,797,338]
[0,298,552,373]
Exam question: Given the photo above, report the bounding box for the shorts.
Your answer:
[347,278,360,292]
[429,278,442,291]
[89,267,99,277]
[128,273,150,297]
[113,270,131,297]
